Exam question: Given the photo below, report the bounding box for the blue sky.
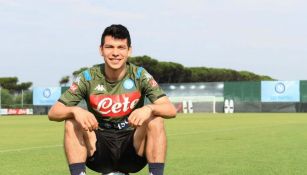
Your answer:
[0,0,306,87]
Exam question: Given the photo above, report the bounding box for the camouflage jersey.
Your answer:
[59,62,166,130]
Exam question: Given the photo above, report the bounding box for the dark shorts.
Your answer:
[86,128,147,174]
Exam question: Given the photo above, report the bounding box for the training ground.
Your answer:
[1,113,307,175]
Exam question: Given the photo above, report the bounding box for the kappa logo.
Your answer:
[78,172,86,175]
[95,84,105,92]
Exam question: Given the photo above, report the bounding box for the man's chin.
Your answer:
[108,64,123,70]
[104,60,126,70]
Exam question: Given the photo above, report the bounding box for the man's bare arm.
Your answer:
[48,102,75,122]
[146,96,177,119]
[128,96,177,127]
[48,102,98,131]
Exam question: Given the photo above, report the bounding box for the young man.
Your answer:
[48,24,177,175]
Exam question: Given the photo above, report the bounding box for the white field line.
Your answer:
[0,144,62,153]
[0,122,301,153]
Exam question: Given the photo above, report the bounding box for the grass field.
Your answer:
[1,113,307,175]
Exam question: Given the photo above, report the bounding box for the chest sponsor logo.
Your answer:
[90,91,141,117]
[95,84,105,92]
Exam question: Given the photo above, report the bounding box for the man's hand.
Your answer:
[128,105,153,127]
[72,107,98,132]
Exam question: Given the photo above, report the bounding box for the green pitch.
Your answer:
[1,113,307,175]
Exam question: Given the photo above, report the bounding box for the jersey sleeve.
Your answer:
[58,71,89,106]
[139,68,166,103]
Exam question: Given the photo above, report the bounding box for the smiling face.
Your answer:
[100,35,132,71]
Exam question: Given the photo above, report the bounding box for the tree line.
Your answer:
[130,56,273,83]
[68,55,273,84]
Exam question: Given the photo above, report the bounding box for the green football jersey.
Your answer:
[59,62,166,130]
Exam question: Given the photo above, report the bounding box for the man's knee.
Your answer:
[65,119,80,136]
[147,117,165,132]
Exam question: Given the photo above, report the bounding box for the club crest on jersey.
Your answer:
[123,79,134,90]
[95,84,105,92]
[144,72,158,87]
[90,91,141,118]
[149,79,158,87]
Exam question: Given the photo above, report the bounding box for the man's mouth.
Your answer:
[109,58,121,64]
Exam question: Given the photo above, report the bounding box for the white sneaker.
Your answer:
[102,172,128,175]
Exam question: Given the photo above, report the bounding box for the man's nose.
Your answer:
[112,49,119,57]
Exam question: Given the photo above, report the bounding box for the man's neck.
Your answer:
[104,64,127,82]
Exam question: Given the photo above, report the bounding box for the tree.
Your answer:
[0,88,14,108]
[0,77,33,108]
[129,55,160,80]
[130,56,187,83]
[0,77,32,93]
[15,90,32,108]
[14,82,33,92]
[59,76,70,86]
[0,77,18,90]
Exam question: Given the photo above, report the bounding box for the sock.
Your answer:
[69,162,86,175]
[148,163,164,175]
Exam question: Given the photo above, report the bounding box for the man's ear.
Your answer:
[99,46,104,57]
[128,47,132,57]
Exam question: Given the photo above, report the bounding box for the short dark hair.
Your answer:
[101,24,131,47]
